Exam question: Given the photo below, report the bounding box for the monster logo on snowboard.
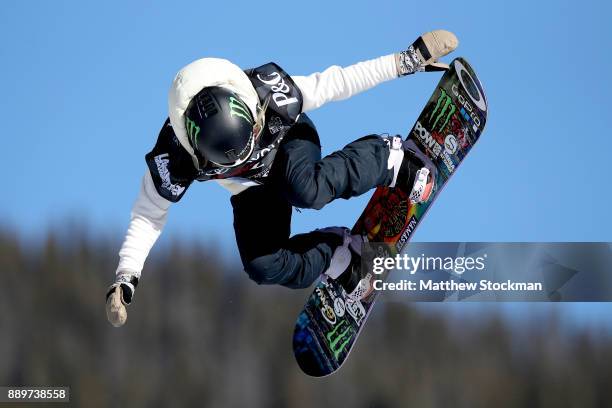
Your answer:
[292,58,488,377]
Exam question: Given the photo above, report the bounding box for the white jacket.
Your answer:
[116,54,400,277]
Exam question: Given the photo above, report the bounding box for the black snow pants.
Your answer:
[231,115,393,289]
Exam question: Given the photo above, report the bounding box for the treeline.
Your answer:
[1,227,611,408]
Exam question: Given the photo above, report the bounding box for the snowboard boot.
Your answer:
[319,227,374,302]
[396,29,459,75]
[386,136,435,204]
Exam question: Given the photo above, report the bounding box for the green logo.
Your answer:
[186,117,200,145]
[429,88,456,132]
[326,320,354,360]
[228,96,253,124]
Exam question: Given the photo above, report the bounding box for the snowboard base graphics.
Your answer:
[292,58,488,377]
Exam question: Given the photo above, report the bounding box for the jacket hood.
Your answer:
[168,58,258,164]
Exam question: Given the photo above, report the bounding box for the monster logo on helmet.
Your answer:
[185,117,201,146]
[228,96,254,124]
[184,86,258,168]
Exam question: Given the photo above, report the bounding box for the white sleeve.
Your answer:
[293,54,399,112]
[116,171,171,277]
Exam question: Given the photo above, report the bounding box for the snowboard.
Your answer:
[292,58,488,377]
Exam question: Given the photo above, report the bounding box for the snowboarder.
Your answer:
[106,30,458,327]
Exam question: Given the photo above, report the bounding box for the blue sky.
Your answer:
[1,1,610,248]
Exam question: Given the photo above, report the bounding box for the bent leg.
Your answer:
[231,184,343,288]
[273,118,393,210]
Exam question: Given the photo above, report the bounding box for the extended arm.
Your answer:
[116,170,171,275]
[294,30,458,112]
[106,170,171,327]
[293,54,398,112]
